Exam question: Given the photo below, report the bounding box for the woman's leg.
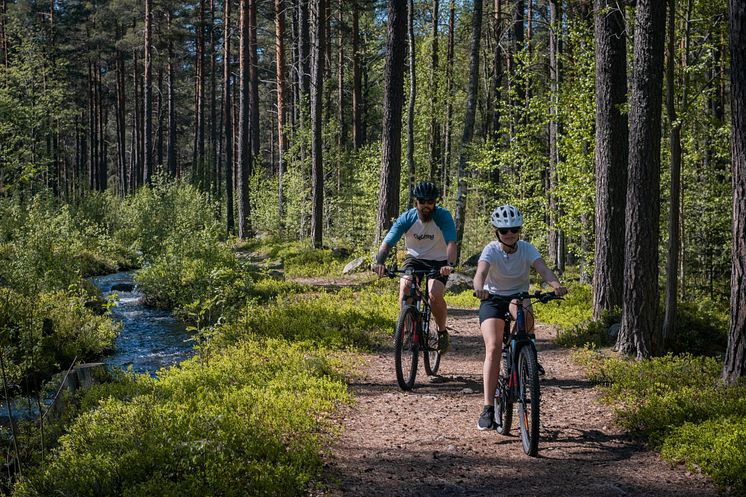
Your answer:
[481,317,506,406]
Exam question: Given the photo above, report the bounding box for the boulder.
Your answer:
[110,283,135,293]
[445,272,473,294]
[343,257,367,275]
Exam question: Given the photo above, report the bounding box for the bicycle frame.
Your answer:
[394,269,439,351]
[483,290,562,456]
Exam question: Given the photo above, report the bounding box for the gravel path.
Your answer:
[318,306,721,497]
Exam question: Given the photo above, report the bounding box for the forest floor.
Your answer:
[304,278,723,497]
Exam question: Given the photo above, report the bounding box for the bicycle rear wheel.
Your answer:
[517,345,540,456]
[494,376,513,435]
[394,307,419,390]
[423,312,441,375]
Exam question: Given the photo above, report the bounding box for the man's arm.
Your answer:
[371,241,391,277]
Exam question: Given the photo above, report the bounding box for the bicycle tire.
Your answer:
[394,307,419,390]
[494,376,513,435]
[423,312,441,375]
[517,345,540,456]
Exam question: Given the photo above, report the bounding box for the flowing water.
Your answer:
[91,271,195,375]
[1,272,195,422]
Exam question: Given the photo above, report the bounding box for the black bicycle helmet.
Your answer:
[412,181,440,200]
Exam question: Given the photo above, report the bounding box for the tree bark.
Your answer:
[618,0,665,358]
[238,0,253,239]
[375,0,408,244]
[276,0,287,231]
[592,0,628,322]
[406,0,416,208]
[352,0,363,149]
[167,10,178,178]
[454,0,483,263]
[143,0,153,185]
[115,35,127,196]
[249,0,260,158]
[663,0,683,347]
[194,0,206,185]
[429,0,440,181]
[723,0,746,384]
[490,0,502,142]
[442,0,455,196]
[311,0,326,248]
[547,0,563,272]
[225,0,235,233]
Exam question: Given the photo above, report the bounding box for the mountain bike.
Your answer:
[480,291,562,456]
[384,266,444,390]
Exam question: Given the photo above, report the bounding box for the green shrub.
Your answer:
[0,287,119,388]
[662,416,746,491]
[13,339,351,497]
[207,287,397,351]
[574,350,746,494]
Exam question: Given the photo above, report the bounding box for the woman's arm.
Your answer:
[532,258,568,296]
[473,260,491,299]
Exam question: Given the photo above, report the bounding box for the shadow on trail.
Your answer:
[324,440,706,497]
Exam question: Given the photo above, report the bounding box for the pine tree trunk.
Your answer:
[311,0,326,248]
[442,0,455,197]
[490,0,502,143]
[663,0,682,347]
[143,0,153,185]
[238,0,253,239]
[406,0,416,208]
[249,0,260,158]
[618,0,665,358]
[167,10,178,178]
[210,0,219,197]
[454,0,483,263]
[352,0,363,149]
[276,0,287,231]
[225,0,235,233]
[375,0,408,245]
[592,0,628,322]
[723,0,746,384]
[429,0,440,181]
[116,40,127,196]
[547,0,563,272]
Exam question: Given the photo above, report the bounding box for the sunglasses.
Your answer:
[498,227,521,235]
[416,198,436,205]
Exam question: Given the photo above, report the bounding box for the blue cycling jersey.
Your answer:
[383,206,457,261]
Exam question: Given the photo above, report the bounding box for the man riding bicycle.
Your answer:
[372,181,457,354]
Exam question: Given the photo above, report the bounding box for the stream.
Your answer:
[1,272,195,421]
[91,271,195,375]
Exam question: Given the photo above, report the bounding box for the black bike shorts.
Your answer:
[478,298,511,325]
[402,257,450,286]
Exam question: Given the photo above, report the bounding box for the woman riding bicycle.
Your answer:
[473,204,568,431]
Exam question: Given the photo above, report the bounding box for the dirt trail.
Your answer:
[319,306,721,497]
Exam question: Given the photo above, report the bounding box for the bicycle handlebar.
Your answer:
[473,290,564,304]
[383,267,442,279]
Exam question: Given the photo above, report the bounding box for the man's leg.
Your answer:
[398,276,413,311]
[428,279,447,331]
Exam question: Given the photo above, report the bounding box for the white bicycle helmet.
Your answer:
[491,204,523,228]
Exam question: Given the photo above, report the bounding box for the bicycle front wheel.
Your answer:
[394,307,419,390]
[423,312,441,375]
[494,376,513,435]
[517,345,540,456]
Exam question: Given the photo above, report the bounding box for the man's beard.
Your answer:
[418,208,433,222]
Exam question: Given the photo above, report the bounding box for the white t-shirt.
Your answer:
[478,240,541,294]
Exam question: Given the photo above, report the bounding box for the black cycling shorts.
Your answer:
[478,298,511,325]
[401,257,450,286]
